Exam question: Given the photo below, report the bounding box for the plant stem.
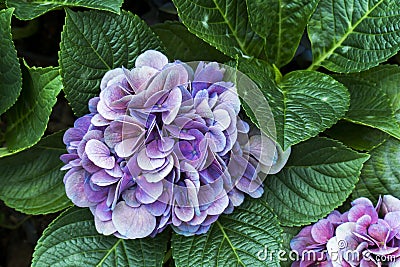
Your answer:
[163,248,172,264]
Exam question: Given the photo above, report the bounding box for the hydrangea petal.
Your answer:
[174,206,195,222]
[129,66,159,93]
[207,192,229,216]
[137,149,165,171]
[368,219,390,243]
[135,50,168,70]
[91,170,119,186]
[349,205,378,224]
[213,109,230,130]
[121,189,140,208]
[136,175,163,199]
[94,217,116,236]
[85,139,115,169]
[194,62,224,84]
[163,87,183,124]
[290,226,313,253]
[311,219,334,244]
[143,157,174,183]
[382,195,400,214]
[95,200,112,221]
[100,68,124,90]
[64,169,96,207]
[355,214,372,234]
[112,202,156,239]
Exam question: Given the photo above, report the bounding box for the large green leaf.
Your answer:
[6,0,123,20]
[352,138,400,202]
[0,8,22,116]
[4,63,62,152]
[370,65,400,122]
[308,0,400,73]
[334,66,400,140]
[172,0,265,59]
[239,60,349,150]
[152,21,229,62]
[263,137,369,226]
[0,132,71,214]
[32,207,169,267]
[325,121,388,151]
[60,9,164,116]
[246,0,318,67]
[172,198,282,267]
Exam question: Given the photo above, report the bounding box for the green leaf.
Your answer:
[152,21,229,62]
[246,0,318,67]
[172,197,282,267]
[370,65,400,122]
[263,137,369,226]
[352,138,400,202]
[0,147,13,158]
[308,0,400,73]
[32,207,169,267]
[334,66,400,140]
[172,0,265,59]
[325,121,388,151]
[0,132,71,215]
[6,0,123,20]
[239,60,349,150]
[280,226,301,267]
[60,9,163,116]
[0,8,22,116]
[4,63,62,152]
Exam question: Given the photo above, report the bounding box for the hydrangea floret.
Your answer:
[291,195,400,266]
[61,50,290,239]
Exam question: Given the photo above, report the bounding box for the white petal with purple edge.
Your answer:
[94,216,116,235]
[218,86,241,114]
[112,202,156,239]
[91,170,119,186]
[174,206,195,222]
[85,139,115,169]
[163,87,182,124]
[213,109,230,130]
[122,189,141,208]
[159,137,174,152]
[206,127,226,152]
[105,164,123,178]
[143,157,174,182]
[207,192,229,215]
[135,50,168,70]
[135,187,158,204]
[136,175,163,199]
[91,114,109,127]
[130,66,159,93]
[100,68,124,90]
[64,169,96,207]
[137,149,165,171]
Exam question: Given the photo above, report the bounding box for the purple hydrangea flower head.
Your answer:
[291,195,400,266]
[61,50,290,239]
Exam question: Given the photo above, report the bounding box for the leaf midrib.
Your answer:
[6,72,60,134]
[308,0,385,70]
[96,239,123,266]
[211,0,248,55]
[216,221,245,267]
[66,10,112,71]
